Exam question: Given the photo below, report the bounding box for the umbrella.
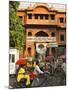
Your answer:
[16,58,26,65]
[45,55,54,62]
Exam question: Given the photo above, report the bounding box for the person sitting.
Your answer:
[34,61,44,76]
[17,64,30,87]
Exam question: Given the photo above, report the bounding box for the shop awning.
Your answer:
[47,43,58,47]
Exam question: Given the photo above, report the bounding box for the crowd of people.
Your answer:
[16,56,66,88]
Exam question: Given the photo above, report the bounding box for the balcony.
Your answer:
[26,19,57,25]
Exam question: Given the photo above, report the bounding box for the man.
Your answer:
[61,59,66,73]
[34,61,44,76]
[32,60,44,84]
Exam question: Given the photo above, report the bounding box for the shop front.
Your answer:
[26,36,58,59]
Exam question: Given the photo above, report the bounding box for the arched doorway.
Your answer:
[35,31,49,61]
[28,47,31,56]
[35,31,48,37]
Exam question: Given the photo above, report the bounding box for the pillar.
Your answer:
[49,47,52,55]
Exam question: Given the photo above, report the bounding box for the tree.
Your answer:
[9,1,24,49]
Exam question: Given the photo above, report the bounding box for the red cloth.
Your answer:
[29,72,36,80]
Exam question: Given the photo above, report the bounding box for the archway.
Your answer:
[34,31,49,61]
[35,31,48,37]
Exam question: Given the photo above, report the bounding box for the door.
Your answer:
[9,54,15,75]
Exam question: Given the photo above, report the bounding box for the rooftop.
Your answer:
[18,2,66,12]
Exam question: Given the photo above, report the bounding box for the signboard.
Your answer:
[27,37,56,42]
[36,42,58,54]
[47,43,58,47]
[36,43,47,54]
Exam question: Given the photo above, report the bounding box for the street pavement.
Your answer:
[9,72,66,89]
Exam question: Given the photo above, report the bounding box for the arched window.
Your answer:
[28,32,32,36]
[51,32,55,37]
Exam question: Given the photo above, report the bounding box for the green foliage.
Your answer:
[9,1,24,49]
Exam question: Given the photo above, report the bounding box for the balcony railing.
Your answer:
[26,36,56,42]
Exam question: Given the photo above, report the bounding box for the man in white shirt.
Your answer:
[34,61,44,76]
[33,60,44,83]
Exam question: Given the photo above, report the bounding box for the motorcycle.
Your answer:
[31,71,50,87]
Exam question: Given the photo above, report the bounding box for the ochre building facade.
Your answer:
[17,3,66,58]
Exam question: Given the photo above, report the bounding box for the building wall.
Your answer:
[17,7,66,27]
[17,4,66,57]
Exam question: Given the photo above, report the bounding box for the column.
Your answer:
[49,47,52,55]
[55,47,58,59]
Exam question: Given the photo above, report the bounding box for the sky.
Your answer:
[18,1,66,12]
